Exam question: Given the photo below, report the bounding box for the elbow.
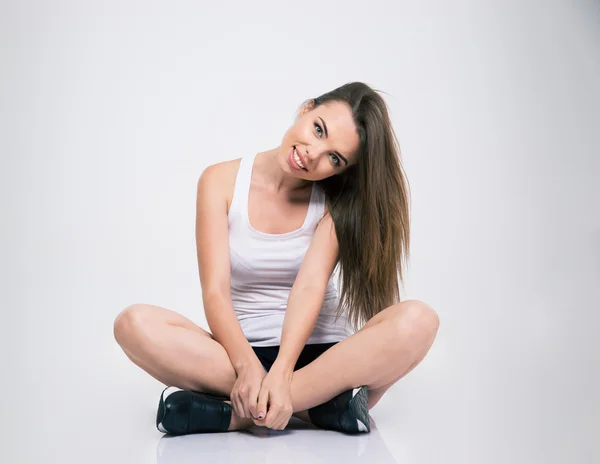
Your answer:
[291,284,327,298]
[202,287,231,302]
[202,290,231,316]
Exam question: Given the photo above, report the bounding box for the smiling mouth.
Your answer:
[293,146,308,171]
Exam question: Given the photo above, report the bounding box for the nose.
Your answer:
[302,147,311,167]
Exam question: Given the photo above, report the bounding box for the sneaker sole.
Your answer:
[349,386,370,433]
[157,386,183,433]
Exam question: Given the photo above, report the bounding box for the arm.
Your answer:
[271,210,340,374]
[270,287,326,374]
[255,211,339,429]
[195,165,258,371]
[203,293,256,371]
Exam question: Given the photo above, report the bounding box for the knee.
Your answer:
[113,304,151,346]
[394,300,440,338]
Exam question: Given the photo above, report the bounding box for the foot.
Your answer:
[308,385,371,434]
[222,400,256,431]
[156,386,233,435]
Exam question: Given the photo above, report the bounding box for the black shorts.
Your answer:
[251,342,338,373]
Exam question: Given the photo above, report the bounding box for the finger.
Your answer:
[271,412,285,430]
[270,415,282,430]
[274,419,286,430]
[279,414,292,430]
[248,387,259,419]
[253,409,267,426]
[273,408,291,430]
[233,393,245,419]
[275,412,288,430]
[231,398,240,419]
[265,406,279,429]
[257,388,269,421]
[239,392,249,419]
[253,416,266,427]
[229,390,238,417]
[264,413,273,429]
[230,386,241,418]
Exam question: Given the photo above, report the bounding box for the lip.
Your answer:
[290,146,307,171]
[294,146,308,169]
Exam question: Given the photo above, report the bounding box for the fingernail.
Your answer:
[258,413,264,419]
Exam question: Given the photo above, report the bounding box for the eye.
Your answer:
[314,123,340,167]
[314,122,323,137]
[314,122,340,167]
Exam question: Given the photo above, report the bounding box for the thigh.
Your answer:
[116,303,215,340]
[115,303,239,395]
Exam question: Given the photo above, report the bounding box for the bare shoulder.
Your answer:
[195,158,242,298]
[199,158,242,215]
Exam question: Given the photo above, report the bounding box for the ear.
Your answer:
[300,99,315,116]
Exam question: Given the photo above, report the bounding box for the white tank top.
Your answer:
[227,152,355,347]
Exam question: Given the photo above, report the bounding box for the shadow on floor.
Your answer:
[156,416,398,463]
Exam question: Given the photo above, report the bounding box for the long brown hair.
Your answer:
[304,82,411,331]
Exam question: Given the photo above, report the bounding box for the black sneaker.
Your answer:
[308,385,371,433]
[156,386,233,435]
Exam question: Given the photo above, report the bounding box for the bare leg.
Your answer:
[114,304,237,395]
[365,343,433,410]
[286,299,439,411]
[114,299,439,429]
[114,304,308,431]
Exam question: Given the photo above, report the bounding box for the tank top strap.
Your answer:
[312,182,326,221]
[231,152,324,236]
[229,153,255,222]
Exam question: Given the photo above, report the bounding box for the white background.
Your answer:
[1,1,599,462]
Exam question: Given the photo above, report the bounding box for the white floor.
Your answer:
[2,310,597,464]
[155,417,399,464]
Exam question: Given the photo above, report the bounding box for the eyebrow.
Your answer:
[318,116,349,166]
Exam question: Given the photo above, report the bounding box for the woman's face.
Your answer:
[279,100,360,182]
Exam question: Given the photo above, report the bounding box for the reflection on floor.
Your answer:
[156,416,399,464]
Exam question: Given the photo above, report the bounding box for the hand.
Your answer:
[230,359,267,420]
[253,367,294,430]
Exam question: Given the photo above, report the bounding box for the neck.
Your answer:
[256,147,313,194]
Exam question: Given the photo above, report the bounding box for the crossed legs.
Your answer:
[114,299,439,430]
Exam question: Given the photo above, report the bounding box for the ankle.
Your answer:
[293,410,312,424]
[223,401,255,431]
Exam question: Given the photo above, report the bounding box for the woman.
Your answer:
[114,81,440,435]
